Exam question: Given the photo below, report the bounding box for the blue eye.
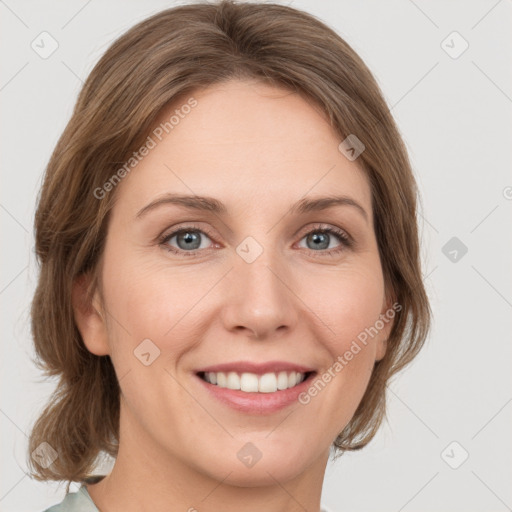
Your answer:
[166,230,209,251]
[158,223,352,258]
[298,226,351,255]
[159,225,214,257]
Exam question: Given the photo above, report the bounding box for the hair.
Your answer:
[27,0,431,490]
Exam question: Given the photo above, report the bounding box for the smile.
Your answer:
[194,369,318,415]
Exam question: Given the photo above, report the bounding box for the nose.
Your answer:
[220,251,299,340]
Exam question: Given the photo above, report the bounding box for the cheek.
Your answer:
[295,275,384,445]
[306,266,385,414]
[303,265,385,414]
[100,253,216,373]
[313,265,386,350]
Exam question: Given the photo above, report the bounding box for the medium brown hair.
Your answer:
[27,0,431,488]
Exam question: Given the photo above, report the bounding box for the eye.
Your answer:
[158,223,352,257]
[296,224,352,257]
[158,224,216,257]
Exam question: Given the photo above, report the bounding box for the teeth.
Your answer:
[227,372,240,390]
[240,372,258,392]
[202,371,307,393]
[258,372,277,393]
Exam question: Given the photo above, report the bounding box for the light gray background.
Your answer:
[1,1,511,511]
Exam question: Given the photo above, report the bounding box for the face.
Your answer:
[74,79,392,487]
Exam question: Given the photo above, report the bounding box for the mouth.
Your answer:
[196,370,317,393]
[192,360,318,414]
[194,369,317,414]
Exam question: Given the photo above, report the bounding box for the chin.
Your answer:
[194,441,316,487]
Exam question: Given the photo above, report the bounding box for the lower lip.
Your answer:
[194,372,316,415]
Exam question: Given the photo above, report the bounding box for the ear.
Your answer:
[71,272,110,356]
[374,294,397,362]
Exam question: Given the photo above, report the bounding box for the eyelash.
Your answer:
[157,222,353,258]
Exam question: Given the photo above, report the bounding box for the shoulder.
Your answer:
[41,485,99,512]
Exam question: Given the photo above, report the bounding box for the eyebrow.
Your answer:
[136,193,368,222]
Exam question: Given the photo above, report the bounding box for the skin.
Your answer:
[73,79,393,512]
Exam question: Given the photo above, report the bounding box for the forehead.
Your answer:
[112,79,372,220]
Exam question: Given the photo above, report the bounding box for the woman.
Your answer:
[28,1,430,511]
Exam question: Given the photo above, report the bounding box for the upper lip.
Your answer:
[195,361,316,375]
